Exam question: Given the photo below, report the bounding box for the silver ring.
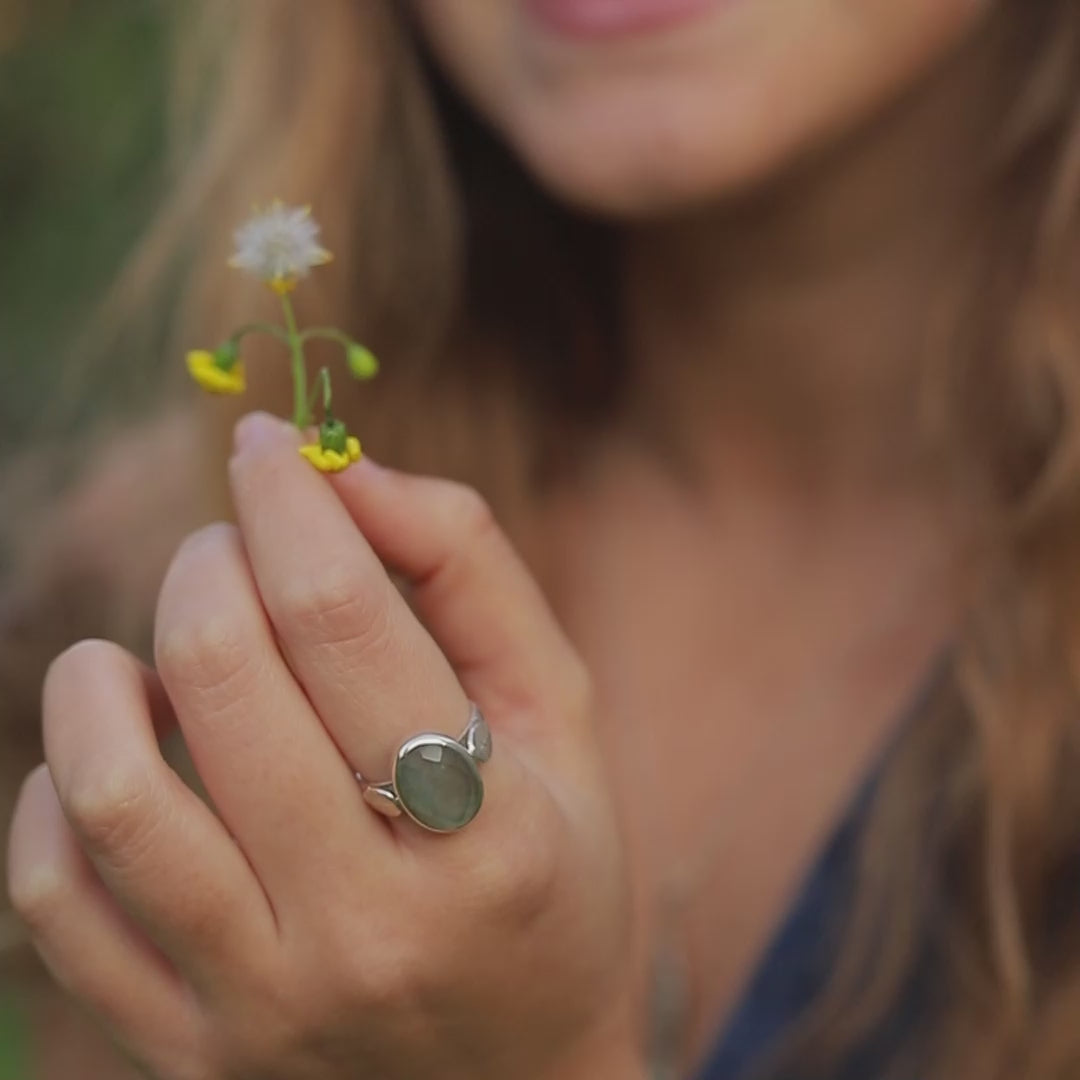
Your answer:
[358,702,492,833]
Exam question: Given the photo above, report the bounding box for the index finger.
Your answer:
[227,415,477,812]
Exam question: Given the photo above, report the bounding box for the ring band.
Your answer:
[358,703,492,833]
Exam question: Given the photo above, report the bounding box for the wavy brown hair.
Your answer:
[6,1,1080,1077]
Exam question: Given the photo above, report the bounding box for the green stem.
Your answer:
[307,367,332,419]
[299,326,354,351]
[232,322,291,346]
[280,293,309,428]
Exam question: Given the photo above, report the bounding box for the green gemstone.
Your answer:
[395,738,483,831]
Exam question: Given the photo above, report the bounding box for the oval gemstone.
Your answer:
[395,737,483,831]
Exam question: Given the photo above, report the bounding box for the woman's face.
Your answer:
[410,0,994,217]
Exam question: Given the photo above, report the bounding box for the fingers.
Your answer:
[154,523,382,893]
[228,414,471,790]
[332,457,588,729]
[7,765,207,1076]
[40,639,276,993]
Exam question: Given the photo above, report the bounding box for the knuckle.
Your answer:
[350,931,428,1013]
[156,524,257,696]
[164,523,239,595]
[7,769,76,934]
[174,521,240,564]
[9,856,70,935]
[275,561,391,652]
[445,483,498,546]
[156,610,255,699]
[217,943,411,1073]
[63,760,160,857]
[316,909,426,1011]
[469,806,561,929]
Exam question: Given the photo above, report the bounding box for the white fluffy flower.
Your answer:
[229,201,332,292]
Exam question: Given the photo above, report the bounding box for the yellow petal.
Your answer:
[299,443,352,473]
[346,436,362,461]
[186,351,246,395]
[299,444,327,468]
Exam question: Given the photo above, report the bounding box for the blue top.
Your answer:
[694,669,948,1080]
[694,778,929,1079]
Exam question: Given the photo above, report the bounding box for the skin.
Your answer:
[9,415,637,1079]
[410,0,993,213]
[8,0,1012,1075]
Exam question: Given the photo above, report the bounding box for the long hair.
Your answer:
[10,2,1080,1077]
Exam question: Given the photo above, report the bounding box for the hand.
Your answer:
[6,413,641,1080]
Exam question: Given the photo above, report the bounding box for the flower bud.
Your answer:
[213,340,241,371]
[346,343,379,380]
[319,417,349,454]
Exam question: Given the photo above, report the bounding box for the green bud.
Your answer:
[212,340,241,371]
[319,417,349,454]
[346,343,379,380]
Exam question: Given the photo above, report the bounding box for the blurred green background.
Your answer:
[0,993,26,1080]
[0,1,171,1073]
[0,0,170,456]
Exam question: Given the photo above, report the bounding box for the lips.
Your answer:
[523,0,717,39]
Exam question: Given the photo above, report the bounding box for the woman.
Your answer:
[5,0,1080,1076]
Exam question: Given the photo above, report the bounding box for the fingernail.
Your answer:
[233,412,296,453]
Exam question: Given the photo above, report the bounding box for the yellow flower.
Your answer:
[299,435,361,473]
[186,349,246,395]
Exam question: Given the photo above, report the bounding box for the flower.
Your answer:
[186,348,246,395]
[299,416,361,472]
[299,436,361,473]
[228,201,332,294]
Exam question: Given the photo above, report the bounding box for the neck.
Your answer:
[617,15,1016,502]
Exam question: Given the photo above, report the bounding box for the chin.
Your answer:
[482,82,838,220]
[412,0,999,220]
[513,140,768,220]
